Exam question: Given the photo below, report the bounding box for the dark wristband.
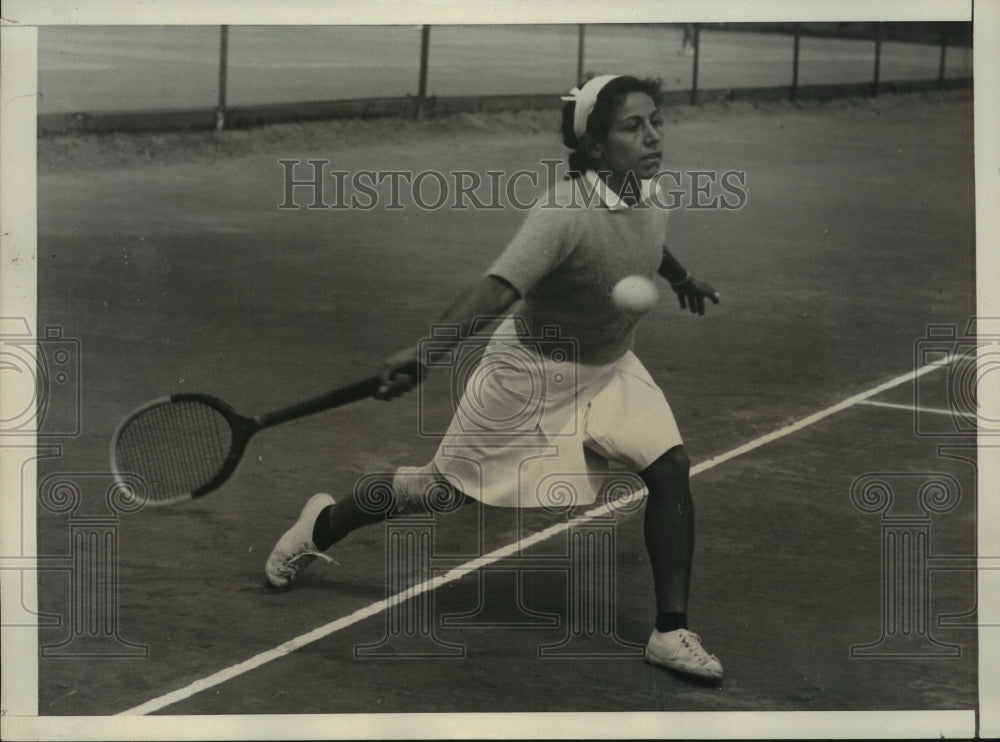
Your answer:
[670,272,693,288]
[659,248,690,285]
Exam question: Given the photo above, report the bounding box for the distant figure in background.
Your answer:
[680,24,697,57]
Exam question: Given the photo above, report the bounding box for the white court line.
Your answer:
[119,355,956,716]
[857,399,972,417]
[687,355,957,475]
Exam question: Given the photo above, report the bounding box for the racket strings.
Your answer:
[114,400,234,502]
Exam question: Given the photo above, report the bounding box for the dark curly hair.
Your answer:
[561,76,664,178]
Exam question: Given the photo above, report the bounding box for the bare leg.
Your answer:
[266,463,467,587]
[638,444,694,624]
[637,444,721,680]
[312,494,385,549]
[314,466,469,550]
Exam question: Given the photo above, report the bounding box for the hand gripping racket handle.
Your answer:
[255,361,423,429]
[110,362,424,506]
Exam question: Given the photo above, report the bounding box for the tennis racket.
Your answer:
[110,365,417,507]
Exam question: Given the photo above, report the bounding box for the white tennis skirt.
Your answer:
[432,317,683,509]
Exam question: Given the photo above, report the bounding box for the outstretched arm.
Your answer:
[377,275,521,399]
[657,247,720,316]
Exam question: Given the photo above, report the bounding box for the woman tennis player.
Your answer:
[266,74,723,682]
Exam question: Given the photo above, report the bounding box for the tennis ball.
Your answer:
[611,274,659,313]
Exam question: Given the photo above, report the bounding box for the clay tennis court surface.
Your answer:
[33,90,977,721]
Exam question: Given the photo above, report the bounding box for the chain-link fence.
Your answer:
[37,23,973,134]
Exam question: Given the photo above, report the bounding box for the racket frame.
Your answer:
[109,393,260,506]
[109,370,399,507]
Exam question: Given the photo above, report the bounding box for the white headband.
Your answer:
[561,74,620,142]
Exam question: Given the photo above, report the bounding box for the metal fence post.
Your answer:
[791,22,801,101]
[417,24,431,119]
[937,23,948,89]
[216,25,228,131]
[872,22,882,97]
[689,23,700,105]
[576,24,585,85]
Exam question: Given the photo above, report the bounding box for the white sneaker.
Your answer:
[265,493,336,588]
[645,628,723,681]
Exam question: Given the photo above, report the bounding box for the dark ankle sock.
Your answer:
[311,505,335,551]
[656,612,688,633]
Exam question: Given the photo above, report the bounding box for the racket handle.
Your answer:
[258,375,382,428]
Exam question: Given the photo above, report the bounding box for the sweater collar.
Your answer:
[584,169,655,210]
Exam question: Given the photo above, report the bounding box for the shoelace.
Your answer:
[282,549,338,575]
[679,632,719,664]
